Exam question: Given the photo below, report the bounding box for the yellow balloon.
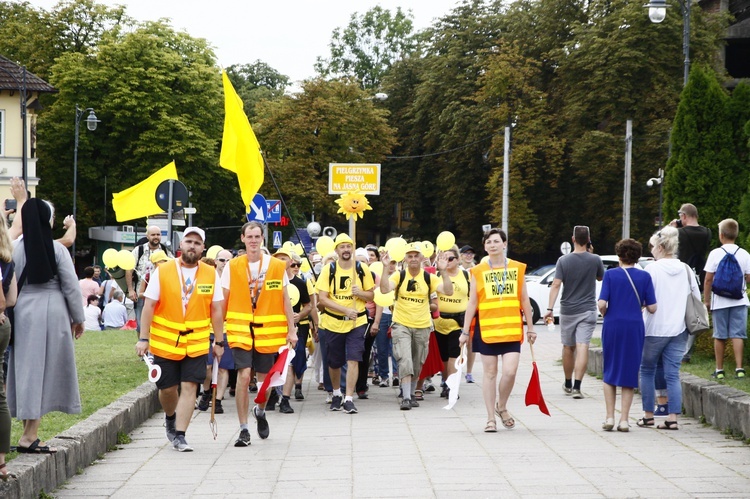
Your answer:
[206,245,223,260]
[288,284,300,307]
[300,259,311,273]
[421,241,435,259]
[369,261,383,277]
[118,250,136,271]
[102,248,119,268]
[385,237,406,253]
[374,288,395,307]
[293,243,304,257]
[436,231,456,251]
[316,236,334,256]
[390,245,406,262]
[282,241,295,251]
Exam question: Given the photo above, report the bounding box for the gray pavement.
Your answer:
[55,328,750,498]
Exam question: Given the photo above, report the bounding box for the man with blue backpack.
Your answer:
[703,219,750,380]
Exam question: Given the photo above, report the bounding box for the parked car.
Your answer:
[525,256,653,324]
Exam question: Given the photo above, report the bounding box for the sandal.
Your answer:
[484,420,497,433]
[495,405,515,429]
[617,421,630,432]
[414,390,424,401]
[636,417,654,428]
[657,420,679,430]
[0,462,15,482]
[602,418,615,431]
[16,438,57,454]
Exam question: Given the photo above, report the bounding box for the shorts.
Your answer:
[153,354,207,390]
[435,330,461,361]
[232,347,275,373]
[391,323,431,378]
[472,321,521,356]
[207,334,235,370]
[560,310,597,347]
[322,325,367,369]
[712,305,748,340]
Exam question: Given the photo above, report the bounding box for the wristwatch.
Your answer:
[214,339,227,347]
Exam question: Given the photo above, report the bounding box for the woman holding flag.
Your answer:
[460,229,536,432]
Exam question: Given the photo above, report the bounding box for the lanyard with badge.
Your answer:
[246,253,263,311]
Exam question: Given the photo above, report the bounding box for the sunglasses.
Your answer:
[290,263,300,268]
[216,258,228,263]
[447,256,458,262]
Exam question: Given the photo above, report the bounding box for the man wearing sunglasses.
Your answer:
[543,225,604,399]
[380,243,453,410]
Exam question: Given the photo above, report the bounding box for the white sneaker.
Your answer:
[325,392,333,404]
[172,435,193,452]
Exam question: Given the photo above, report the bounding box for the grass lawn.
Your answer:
[8,329,145,458]
[681,352,749,393]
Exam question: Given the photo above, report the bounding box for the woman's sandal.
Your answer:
[602,418,615,431]
[657,420,679,430]
[0,462,16,482]
[617,421,630,432]
[636,417,655,428]
[495,405,515,429]
[415,390,424,401]
[484,420,497,433]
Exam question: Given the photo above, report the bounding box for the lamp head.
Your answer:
[85,110,99,131]
[644,0,668,23]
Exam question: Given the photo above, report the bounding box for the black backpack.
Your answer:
[395,269,433,299]
[132,242,169,285]
[327,261,368,294]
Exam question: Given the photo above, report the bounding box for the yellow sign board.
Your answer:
[328,163,380,195]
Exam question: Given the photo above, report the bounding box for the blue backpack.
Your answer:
[711,247,744,299]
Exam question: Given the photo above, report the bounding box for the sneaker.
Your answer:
[330,395,343,411]
[317,383,325,391]
[465,373,474,383]
[229,387,236,397]
[562,383,573,395]
[410,399,420,408]
[571,389,584,399]
[392,377,400,387]
[234,428,251,447]
[440,386,449,398]
[249,382,258,393]
[736,368,746,379]
[424,382,436,392]
[379,377,389,388]
[172,435,193,452]
[165,417,176,443]
[654,404,668,417]
[197,391,210,411]
[325,392,333,404]
[294,388,304,400]
[214,399,224,414]
[372,375,380,386]
[253,406,270,439]
[343,400,358,414]
[712,370,725,380]
[357,390,369,400]
[267,388,279,411]
[400,398,412,411]
[279,397,294,414]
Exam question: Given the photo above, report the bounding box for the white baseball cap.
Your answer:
[182,226,205,242]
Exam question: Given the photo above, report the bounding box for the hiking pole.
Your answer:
[209,357,219,440]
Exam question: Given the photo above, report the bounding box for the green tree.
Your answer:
[315,6,416,89]
[37,20,234,245]
[225,61,289,119]
[663,65,738,236]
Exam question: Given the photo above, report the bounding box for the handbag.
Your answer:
[683,264,710,335]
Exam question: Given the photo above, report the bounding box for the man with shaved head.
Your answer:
[127,225,172,332]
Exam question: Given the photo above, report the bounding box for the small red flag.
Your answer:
[525,361,551,416]
[254,346,294,404]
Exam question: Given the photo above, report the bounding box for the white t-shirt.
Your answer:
[220,258,290,291]
[704,244,750,310]
[644,259,700,337]
[144,264,223,313]
[83,304,102,330]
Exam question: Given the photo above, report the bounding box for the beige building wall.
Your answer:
[0,91,39,202]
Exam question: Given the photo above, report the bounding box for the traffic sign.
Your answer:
[482,224,492,233]
[266,200,281,223]
[272,231,282,249]
[328,163,381,195]
[560,242,572,255]
[247,193,267,223]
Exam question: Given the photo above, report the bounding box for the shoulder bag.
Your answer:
[683,264,710,335]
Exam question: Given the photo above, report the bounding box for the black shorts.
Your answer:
[322,325,367,369]
[435,330,461,362]
[153,354,207,390]
[232,348,275,373]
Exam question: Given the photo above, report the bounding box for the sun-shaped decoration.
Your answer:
[335,190,372,220]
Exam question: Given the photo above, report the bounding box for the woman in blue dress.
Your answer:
[597,239,656,432]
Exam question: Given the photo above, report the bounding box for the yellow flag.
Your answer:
[220,70,264,207]
[112,161,178,222]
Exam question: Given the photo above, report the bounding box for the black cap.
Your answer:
[459,245,474,254]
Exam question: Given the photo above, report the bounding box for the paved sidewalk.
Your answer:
[56,330,750,498]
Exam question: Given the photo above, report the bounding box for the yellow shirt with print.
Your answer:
[435,270,469,334]
[316,262,375,333]
[391,271,440,329]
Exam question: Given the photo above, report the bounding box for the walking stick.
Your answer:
[209,356,219,439]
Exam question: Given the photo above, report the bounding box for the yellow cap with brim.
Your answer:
[150,250,170,264]
[405,242,423,254]
[334,233,354,248]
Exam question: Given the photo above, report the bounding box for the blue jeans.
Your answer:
[375,314,398,379]
[640,331,688,415]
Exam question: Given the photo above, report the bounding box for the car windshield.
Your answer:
[527,264,554,277]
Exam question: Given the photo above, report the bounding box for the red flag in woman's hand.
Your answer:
[525,343,551,416]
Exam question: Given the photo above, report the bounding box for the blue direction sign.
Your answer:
[266,200,281,223]
[247,193,267,223]
[272,231,282,249]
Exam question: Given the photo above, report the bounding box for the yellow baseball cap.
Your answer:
[334,233,354,248]
[150,250,170,264]
[405,242,423,254]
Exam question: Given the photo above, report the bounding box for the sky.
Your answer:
[27,0,462,83]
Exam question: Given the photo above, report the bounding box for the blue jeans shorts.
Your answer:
[712,305,748,340]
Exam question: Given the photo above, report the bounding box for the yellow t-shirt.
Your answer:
[435,269,469,334]
[391,270,440,329]
[316,262,375,333]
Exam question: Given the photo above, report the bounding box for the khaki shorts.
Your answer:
[391,323,431,379]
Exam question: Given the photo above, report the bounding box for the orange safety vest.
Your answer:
[150,260,216,360]
[225,255,289,354]
[471,259,526,344]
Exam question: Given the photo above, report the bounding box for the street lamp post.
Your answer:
[0,65,28,185]
[73,105,99,259]
[644,0,692,86]
[647,168,665,227]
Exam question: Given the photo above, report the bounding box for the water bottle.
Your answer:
[546,316,556,332]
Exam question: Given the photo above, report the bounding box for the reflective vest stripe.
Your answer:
[226,311,253,321]
[254,314,287,323]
